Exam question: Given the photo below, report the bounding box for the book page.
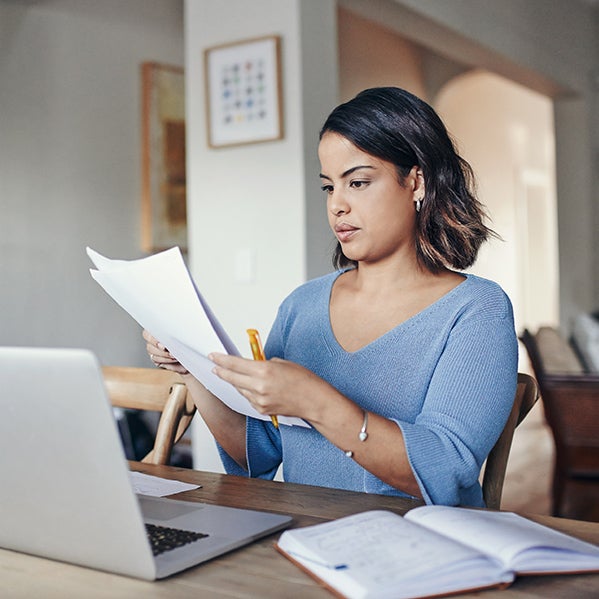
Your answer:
[87,247,307,427]
[277,510,511,599]
[406,506,599,573]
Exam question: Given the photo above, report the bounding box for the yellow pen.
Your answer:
[247,328,279,429]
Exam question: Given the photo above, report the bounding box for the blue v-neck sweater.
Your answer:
[218,271,518,507]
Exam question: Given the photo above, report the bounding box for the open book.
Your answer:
[87,246,307,427]
[276,506,599,599]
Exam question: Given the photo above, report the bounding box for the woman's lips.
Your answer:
[335,223,359,243]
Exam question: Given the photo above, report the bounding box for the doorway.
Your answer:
[435,70,560,339]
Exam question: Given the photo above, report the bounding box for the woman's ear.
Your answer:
[407,166,423,191]
[409,166,425,195]
[411,167,425,213]
[415,168,425,194]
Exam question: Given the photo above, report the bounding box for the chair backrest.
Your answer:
[521,327,585,376]
[538,376,599,457]
[482,372,540,510]
[102,366,195,466]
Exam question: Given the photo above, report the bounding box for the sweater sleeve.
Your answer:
[217,416,282,480]
[396,312,518,506]
[216,307,287,479]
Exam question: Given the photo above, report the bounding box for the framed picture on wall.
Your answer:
[141,61,187,252]
[204,35,284,148]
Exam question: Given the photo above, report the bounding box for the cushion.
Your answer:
[572,313,599,374]
[535,326,584,374]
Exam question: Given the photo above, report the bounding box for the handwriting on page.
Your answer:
[299,511,482,585]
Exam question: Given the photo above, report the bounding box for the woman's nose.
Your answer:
[328,190,349,216]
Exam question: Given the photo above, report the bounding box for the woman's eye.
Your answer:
[350,180,369,189]
[321,184,333,194]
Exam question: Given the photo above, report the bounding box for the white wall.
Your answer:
[184,0,337,471]
[0,0,184,366]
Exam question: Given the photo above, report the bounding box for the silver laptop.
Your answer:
[0,346,292,580]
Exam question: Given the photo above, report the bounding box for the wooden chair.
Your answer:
[521,328,599,520]
[102,366,196,466]
[482,372,540,510]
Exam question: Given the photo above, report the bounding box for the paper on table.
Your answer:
[87,247,307,428]
[129,471,200,497]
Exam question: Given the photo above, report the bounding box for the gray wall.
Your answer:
[0,0,184,366]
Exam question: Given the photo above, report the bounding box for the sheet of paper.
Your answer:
[87,247,307,427]
[130,471,200,497]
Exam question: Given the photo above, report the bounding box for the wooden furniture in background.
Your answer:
[103,366,195,466]
[482,372,540,510]
[1,463,598,598]
[521,328,599,521]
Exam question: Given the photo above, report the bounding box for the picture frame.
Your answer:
[204,35,283,148]
[141,61,187,252]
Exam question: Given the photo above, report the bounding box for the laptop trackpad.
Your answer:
[138,495,206,521]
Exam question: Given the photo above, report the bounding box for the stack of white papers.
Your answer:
[87,246,307,427]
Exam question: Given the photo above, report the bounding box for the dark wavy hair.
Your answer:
[320,87,496,272]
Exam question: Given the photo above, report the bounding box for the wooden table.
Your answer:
[1,462,598,598]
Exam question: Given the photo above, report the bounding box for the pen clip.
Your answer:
[247,328,265,361]
[286,550,348,571]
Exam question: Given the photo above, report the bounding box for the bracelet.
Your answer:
[344,410,369,458]
[359,410,369,442]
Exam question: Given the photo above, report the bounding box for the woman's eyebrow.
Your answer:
[319,165,376,180]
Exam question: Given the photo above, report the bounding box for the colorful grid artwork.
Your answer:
[205,36,282,147]
[220,59,268,126]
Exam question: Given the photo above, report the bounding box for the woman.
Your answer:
[145,87,518,507]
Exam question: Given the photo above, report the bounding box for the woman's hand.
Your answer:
[209,352,333,423]
[142,331,249,468]
[142,329,189,375]
[210,352,421,497]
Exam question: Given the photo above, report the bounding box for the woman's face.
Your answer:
[318,132,421,266]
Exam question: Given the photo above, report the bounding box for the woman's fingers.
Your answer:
[143,330,167,353]
[142,329,188,373]
[209,352,256,372]
[209,353,264,390]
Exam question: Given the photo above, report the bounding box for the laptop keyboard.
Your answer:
[145,523,209,556]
